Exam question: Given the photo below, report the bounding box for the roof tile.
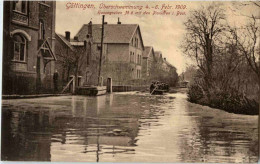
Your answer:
[76,24,138,43]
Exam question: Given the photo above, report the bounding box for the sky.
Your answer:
[55,1,259,74]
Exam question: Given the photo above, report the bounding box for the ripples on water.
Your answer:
[1,92,258,162]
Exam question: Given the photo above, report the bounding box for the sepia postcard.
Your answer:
[1,0,259,163]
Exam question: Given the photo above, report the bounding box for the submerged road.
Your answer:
[1,91,258,162]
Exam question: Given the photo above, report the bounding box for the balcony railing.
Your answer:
[12,11,28,25]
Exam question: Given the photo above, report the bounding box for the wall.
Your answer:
[129,28,143,79]
[2,1,56,94]
[142,57,148,78]
[107,43,129,62]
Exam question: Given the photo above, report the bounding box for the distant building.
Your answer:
[55,32,77,89]
[55,31,91,89]
[142,46,155,78]
[162,58,173,72]
[154,51,163,62]
[3,1,56,94]
[74,20,145,85]
[148,51,178,86]
[152,51,164,72]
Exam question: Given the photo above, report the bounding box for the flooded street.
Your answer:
[1,92,258,162]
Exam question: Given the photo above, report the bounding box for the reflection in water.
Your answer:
[1,92,258,162]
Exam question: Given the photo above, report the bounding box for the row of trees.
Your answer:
[149,60,178,87]
[182,3,259,115]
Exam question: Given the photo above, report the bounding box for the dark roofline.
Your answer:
[55,33,75,51]
[74,24,85,39]
[131,25,145,50]
[75,24,145,48]
[143,46,155,58]
[164,60,176,69]
[149,46,155,56]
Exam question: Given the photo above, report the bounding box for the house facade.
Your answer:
[3,1,56,94]
[55,31,96,90]
[55,32,76,90]
[142,46,155,78]
[75,21,145,85]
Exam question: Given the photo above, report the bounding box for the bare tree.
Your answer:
[231,1,260,19]
[229,17,260,79]
[56,46,86,92]
[182,4,226,98]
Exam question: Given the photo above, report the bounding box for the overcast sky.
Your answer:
[56,1,259,74]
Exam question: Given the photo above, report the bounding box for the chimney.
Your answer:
[117,17,121,24]
[74,36,78,41]
[65,31,70,41]
[88,21,92,36]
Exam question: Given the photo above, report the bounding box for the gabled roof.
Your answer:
[37,39,56,61]
[143,46,154,58]
[154,51,163,60]
[55,33,75,51]
[164,60,176,69]
[75,24,144,49]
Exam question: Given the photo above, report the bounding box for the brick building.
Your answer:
[75,20,145,85]
[3,1,56,94]
[55,31,91,90]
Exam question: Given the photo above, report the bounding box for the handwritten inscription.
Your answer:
[65,2,187,16]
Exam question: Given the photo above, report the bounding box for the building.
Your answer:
[3,1,56,94]
[152,51,164,73]
[56,28,102,90]
[142,46,155,79]
[55,32,77,89]
[74,20,145,85]
[148,51,178,86]
[153,51,174,73]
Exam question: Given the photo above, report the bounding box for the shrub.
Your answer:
[187,84,204,103]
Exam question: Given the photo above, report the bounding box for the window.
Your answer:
[137,69,141,79]
[13,1,28,14]
[97,44,101,50]
[136,38,138,48]
[39,20,45,39]
[137,54,141,64]
[130,51,132,62]
[12,34,26,62]
[133,52,135,63]
[87,42,91,65]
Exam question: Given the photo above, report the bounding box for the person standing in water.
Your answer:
[53,69,59,92]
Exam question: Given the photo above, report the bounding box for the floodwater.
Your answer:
[1,92,258,162]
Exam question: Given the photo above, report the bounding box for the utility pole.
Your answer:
[98,15,105,86]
